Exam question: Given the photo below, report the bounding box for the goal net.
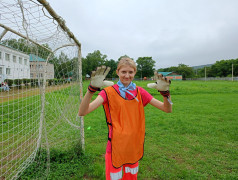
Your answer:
[0,0,84,179]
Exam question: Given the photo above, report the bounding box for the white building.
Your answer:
[0,44,30,83]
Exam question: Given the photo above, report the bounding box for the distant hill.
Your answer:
[192,64,213,70]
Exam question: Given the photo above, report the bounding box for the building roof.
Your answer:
[29,54,46,62]
[158,72,183,76]
[158,72,173,76]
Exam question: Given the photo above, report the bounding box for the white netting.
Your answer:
[0,0,83,179]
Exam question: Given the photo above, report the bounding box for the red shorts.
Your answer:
[105,152,139,180]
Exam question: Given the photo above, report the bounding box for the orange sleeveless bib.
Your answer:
[103,86,145,168]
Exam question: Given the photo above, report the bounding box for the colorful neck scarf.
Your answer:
[117,80,138,102]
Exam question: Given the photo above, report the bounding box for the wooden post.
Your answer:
[37,0,81,48]
[232,63,234,82]
[37,0,84,151]
[0,29,8,40]
[78,47,85,151]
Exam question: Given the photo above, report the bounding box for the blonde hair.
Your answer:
[117,57,137,72]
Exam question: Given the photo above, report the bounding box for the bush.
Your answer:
[54,79,58,85]
[58,79,64,85]
[5,79,14,87]
[31,79,39,87]
[48,79,54,86]
[23,79,31,87]
[48,79,68,86]
[14,79,22,89]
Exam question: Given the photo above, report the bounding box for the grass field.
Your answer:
[1,84,81,179]
[19,80,238,179]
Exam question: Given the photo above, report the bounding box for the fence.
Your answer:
[186,77,238,81]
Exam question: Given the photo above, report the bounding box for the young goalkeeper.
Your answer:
[78,57,172,180]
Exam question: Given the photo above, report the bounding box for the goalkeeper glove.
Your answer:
[147,72,173,104]
[88,66,114,93]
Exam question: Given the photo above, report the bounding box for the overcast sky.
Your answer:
[48,0,238,68]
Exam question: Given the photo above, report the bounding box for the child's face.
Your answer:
[116,65,136,87]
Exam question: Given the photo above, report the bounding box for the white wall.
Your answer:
[0,44,30,83]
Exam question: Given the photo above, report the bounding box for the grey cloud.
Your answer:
[49,0,238,68]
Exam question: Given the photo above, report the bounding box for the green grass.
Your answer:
[7,80,238,179]
[1,85,82,179]
[83,80,238,179]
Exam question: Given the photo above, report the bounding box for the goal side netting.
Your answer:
[0,0,84,179]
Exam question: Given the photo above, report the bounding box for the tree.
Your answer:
[176,64,195,79]
[158,66,178,73]
[104,59,117,78]
[197,66,212,78]
[82,50,107,76]
[158,64,194,79]
[136,57,155,78]
[2,38,51,59]
[210,59,238,77]
[54,52,75,79]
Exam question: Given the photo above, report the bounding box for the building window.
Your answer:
[6,68,11,75]
[30,73,33,78]
[0,51,2,59]
[5,53,10,61]
[37,73,43,78]
[13,55,17,63]
[19,57,22,64]
[24,58,27,65]
[0,67,2,74]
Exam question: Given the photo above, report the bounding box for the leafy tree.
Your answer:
[50,52,79,79]
[197,66,212,77]
[210,59,238,77]
[158,64,194,79]
[196,58,238,78]
[158,66,178,73]
[176,64,195,79]
[82,50,107,76]
[136,57,155,78]
[104,59,117,78]
[58,52,69,64]
[1,38,51,59]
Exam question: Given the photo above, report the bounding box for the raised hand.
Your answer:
[147,72,171,91]
[90,66,114,88]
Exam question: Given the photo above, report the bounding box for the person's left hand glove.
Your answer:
[147,72,171,91]
[147,72,173,104]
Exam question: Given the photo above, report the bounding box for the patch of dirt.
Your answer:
[0,84,72,103]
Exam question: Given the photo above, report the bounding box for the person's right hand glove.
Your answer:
[89,66,114,92]
[147,72,171,91]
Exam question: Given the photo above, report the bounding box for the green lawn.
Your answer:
[18,80,238,179]
[83,80,238,179]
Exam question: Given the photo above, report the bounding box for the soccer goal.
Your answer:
[0,0,84,179]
